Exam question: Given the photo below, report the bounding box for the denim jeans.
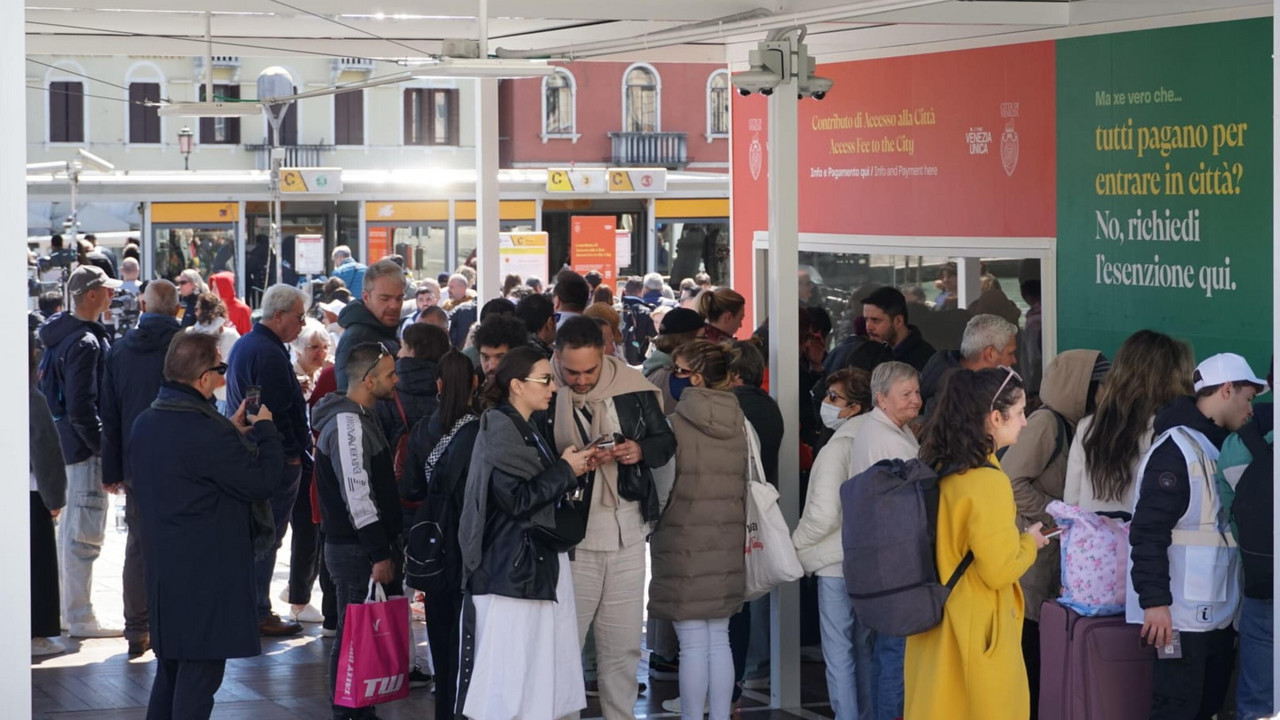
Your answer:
[326,542,402,720]
[873,633,905,720]
[58,457,108,627]
[817,576,875,720]
[254,463,301,619]
[1237,597,1274,720]
[675,618,734,720]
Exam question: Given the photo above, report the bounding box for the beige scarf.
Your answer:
[551,354,661,508]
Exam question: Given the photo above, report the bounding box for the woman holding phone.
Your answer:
[904,367,1051,720]
[455,346,595,720]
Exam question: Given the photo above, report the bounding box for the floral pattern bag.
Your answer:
[1046,500,1130,616]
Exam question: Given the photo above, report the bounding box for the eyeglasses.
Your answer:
[673,365,696,378]
[204,362,228,377]
[176,279,192,287]
[361,346,390,382]
[990,365,1022,412]
[520,375,555,386]
[826,389,845,404]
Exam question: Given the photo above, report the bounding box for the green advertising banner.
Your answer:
[1057,19,1273,371]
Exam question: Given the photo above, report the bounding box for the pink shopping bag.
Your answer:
[333,581,411,708]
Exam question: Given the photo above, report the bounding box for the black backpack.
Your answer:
[621,302,656,366]
[404,416,475,593]
[840,458,974,636]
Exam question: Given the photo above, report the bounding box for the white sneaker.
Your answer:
[320,627,336,638]
[68,620,124,638]
[289,604,324,624]
[661,696,710,715]
[278,588,291,604]
[741,676,770,690]
[31,637,65,657]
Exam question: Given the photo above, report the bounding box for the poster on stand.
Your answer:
[570,216,618,283]
[499,232,549,286]
[294,234,325,276]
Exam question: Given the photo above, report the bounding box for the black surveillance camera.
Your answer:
[812,91,827,101]
[739,87,752,97]
[759,87,774,97]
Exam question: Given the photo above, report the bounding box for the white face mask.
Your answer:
[820,401,849,430]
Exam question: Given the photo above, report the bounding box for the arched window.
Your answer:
[707,70,730,138]
[542,69,576,139]
[623,64,660,133]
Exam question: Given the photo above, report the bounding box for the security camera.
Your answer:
[76,148,115,172]
[800,75,833,100]
[731,68,781,97]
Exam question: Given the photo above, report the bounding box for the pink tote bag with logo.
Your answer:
[333,581,411,708]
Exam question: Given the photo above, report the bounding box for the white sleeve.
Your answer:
[334,412,381,530]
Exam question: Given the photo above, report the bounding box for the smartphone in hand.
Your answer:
[1041,525,1064,540]
[245,385,262,416]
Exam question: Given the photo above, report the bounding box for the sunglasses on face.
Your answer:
[204,362,228,377]
[673,365,696,378]
[826,389,845,404]
[520,374,555,386]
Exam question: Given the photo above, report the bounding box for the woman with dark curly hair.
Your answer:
[903,367,1051,720]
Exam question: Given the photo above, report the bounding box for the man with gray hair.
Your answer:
[641,272,668,307]
[225,283,312,637]
[101,278,183,653]
[918,313,1019,418]
[331,245,368,297]
[334,260,405,392]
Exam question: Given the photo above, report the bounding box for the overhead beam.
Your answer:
[850,1,1070,26]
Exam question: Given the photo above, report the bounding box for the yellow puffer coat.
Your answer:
[904,456,1038,720]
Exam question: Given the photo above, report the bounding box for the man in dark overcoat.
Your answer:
[130,331,284,720]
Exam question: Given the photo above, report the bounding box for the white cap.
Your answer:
[1193,353,1268,393]
[318,299,346,315]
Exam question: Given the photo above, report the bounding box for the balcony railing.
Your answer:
[243,144,336,170]
[608,131,689,169]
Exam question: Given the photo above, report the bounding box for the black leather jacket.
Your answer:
[467,406,579,602]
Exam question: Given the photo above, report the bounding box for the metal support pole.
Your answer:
[203,12,214,108]
[646,197,658,275]
[956,256,982,308]
[474,0,500,301]
[1272,0,1279,697]
[766,67,801,711]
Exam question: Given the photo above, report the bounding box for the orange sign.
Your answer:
[570,215,617,284]
[367,227,390,263]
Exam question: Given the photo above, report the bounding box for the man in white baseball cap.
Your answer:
[1129,351,1267,719]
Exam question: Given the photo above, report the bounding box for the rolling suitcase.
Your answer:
[1039,600,1154,720]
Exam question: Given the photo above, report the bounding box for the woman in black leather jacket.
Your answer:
[456,346,594,720]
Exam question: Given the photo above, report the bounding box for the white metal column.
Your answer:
[235,200,247,298]
[474,1,501,302]
[3,0,32,712]
[767,72,801,709]
[358,200,368,269]
[956,256,982,308]
[141,201,153,280]
[646,198,658,275]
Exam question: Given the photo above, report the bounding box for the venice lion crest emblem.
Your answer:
[749,133,763,181]
[1000,120,1019,177]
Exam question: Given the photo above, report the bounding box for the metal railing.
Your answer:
[243,144,335,170]
[608,131,689,169]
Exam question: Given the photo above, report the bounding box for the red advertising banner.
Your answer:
[367,226,390,263]
[570,215,618,283]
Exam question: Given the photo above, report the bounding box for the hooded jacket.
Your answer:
[30,385,67,511]
[1129,395,1229,611]
[334,300,400,392]
[649,387,747,622]
[1001,348,1101,621]
[374,356,440,450]
[101,313,183,487]
[313,392,402,563]
[37,311,113,464]
[209,271,251,336]
[332,257,368,297]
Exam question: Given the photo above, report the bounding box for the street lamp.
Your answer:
[177,126,194,170]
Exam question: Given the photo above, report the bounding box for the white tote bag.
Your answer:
[743,421,804,601]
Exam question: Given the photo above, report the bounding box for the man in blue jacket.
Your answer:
[36,264,123,639]
[132,331,284,720]
[331,245,368,298]
[101,279,182,655]
[225,283,311,637]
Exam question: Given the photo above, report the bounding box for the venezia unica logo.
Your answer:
[747,118,764,181]
[1000,101,1021,177]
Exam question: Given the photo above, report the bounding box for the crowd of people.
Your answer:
[24,246,1275,720]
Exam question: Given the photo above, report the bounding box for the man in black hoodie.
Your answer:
[861,286,935,372]
[917,313,1018,419]
[313,343,404,720]
[36,265,123,639]
[334,260,404,392]
[375,323,451,451]
[101,279,182,655]
[1129,353,1266,720]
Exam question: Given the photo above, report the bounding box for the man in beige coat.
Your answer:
[1000,348,1109,716]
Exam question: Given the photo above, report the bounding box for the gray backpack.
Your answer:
[840,458,974,636]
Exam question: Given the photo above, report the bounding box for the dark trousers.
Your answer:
[729,600,751,703]
[1023,620,1040,720]
[145,658,226,720]
[123,486,148,643]
[319,537,337,630]
[1149,627,1237,720]
[287,470,323,605]
[424,587,464,720]
[30,492,61,638]
[254,463,302,619]
[326,542,402,720]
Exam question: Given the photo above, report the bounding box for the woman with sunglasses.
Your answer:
[456,346,595,720]
[904,367,1051,720]
[187,292,240,414]
[649,340,750,720]
[174,269,207,328]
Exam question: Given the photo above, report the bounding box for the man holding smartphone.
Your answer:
[225,283,313,637]
[549,317,676,719]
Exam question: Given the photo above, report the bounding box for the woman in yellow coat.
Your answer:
[905,366,1052,720]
